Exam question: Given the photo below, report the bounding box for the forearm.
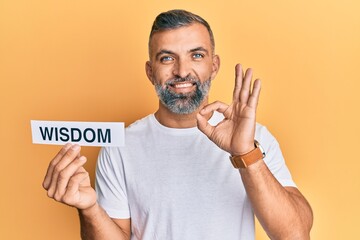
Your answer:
[78,203,130,240]
[240,160,313,240]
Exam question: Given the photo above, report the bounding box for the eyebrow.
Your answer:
[155,47,209,60]
[155,50,174,60]
[189,47,209,54]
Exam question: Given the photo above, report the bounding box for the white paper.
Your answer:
[31,120,125,147]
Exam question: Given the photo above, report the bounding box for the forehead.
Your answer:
[149,23,212,57]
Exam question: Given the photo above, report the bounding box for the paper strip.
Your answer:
[31,120,125,147]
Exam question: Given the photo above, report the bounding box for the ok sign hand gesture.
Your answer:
[197,64,261,156]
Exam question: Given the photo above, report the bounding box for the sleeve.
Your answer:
[255,124,297,188]
[95,147,130,219]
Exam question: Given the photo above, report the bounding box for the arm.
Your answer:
[241,160,313,239]
[79,203,131,240]
[197,64,313,239]
[43,143,131,240]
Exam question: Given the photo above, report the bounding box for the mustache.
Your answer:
[165,76,199,85]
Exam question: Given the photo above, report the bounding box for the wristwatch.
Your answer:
[229,140,266,169]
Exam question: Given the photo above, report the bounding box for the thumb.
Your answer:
[196,111,214,138]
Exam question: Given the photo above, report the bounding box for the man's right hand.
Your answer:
[43,143,97,210]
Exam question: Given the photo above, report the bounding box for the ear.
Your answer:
[210,55,220,81]
[145,61,154,85]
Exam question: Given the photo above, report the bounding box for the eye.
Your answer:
[160,56,174,63]
[193,53,204,59]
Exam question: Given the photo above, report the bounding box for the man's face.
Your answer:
[146,23,220,114]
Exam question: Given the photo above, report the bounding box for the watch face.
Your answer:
[254,140,266,158]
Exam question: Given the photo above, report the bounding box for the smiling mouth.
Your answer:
[169,82,196,89]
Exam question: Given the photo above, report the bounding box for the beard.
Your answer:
[154,76,211,114]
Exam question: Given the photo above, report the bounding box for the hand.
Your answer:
[43,143,97,210]
[197,64,261,156]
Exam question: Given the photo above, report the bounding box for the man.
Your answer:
[43,9,313,240]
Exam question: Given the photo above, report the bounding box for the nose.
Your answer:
[172,59,191,79]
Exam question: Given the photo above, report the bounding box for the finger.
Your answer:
[200,101,229,115]
[43,143,72,189]
[197,101,229,137]
[248,79,261,108]
[47,144,81,198]
[233,64,244,101]
[53,156,87,202]
[239,68,253,104]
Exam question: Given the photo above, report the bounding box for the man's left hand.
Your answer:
[197,64,261,156]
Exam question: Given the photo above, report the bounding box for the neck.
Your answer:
[154,98,212,128]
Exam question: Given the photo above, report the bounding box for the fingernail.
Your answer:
[64,143,72,150]
[71,144,80,150]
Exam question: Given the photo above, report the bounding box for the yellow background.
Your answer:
[1,0,359,239]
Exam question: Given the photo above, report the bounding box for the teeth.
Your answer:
[174,83,193,88]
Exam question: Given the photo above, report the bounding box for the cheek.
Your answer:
[153,67,173,84]
[197,64,214,81]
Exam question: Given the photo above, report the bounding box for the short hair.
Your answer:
[148,9,215,55]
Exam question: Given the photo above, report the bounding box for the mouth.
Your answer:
[169,82,196,88]
[168,81,196,93]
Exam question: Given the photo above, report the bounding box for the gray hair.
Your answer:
[148,9,215,55]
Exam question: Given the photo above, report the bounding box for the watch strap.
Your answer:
[229,144,264,169]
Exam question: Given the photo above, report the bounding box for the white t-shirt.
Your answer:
[95,112,296,240]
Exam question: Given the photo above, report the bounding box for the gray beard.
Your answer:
[155,77,211,114]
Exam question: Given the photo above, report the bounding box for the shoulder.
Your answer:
[98,114,155,161]
[125,114,154,133]
[255,123,277,144]
[255,123,283,159]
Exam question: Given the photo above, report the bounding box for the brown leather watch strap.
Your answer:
[229,147,264,169]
